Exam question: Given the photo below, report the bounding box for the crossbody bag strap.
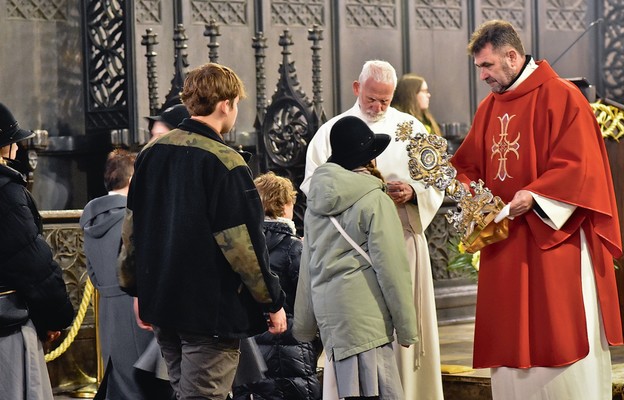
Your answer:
[329,216,372,264]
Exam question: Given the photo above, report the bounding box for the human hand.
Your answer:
[267,307,287,334]
[386,181,415,205]
[133,297,152,331]
[45,330,61,344]
[508,190,534,218]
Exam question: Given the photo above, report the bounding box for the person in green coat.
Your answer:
[294,116,418,400]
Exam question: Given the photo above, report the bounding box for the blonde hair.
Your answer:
[254,172,297,219]
[392,74,442,136]
[181,63,247,117]
[0,143,14,165]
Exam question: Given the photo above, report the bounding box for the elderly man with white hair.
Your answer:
[302,60,445,400]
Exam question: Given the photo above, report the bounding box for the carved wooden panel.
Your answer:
[7,0,68,21]
[426,208,469,280]
[41,211,97,394]
[546,0,587,31]
[83,0,134,135]
[41,211,92,321]
[271,0,325,26]
[426,213,452,280]
[482,0,526,30]
[603,0,624,103]
[414,0,462,30]
[191,0,248,25]
[345,0,396,28]
[136,0,162,24]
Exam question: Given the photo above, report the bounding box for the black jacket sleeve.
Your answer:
[210,165,285,313]
[0,183,74,335]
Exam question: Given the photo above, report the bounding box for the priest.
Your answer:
[451,20,623,399]
[302,60,445,400]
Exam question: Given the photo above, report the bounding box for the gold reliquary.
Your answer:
[396,120,508,253]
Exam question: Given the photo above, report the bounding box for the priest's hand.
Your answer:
[509,190,534,218]
[387,181,415,204]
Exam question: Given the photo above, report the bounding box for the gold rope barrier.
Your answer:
[45,279,94,363]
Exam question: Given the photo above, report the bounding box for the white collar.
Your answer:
[506,57,538,92]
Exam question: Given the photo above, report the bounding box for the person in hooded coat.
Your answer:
[80,149,173,400]
[294,116,418,400]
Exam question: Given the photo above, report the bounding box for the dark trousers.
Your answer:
[153,326,240,400]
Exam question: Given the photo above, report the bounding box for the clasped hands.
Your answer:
[386,181,415,205]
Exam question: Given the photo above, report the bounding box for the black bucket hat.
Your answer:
[145,104,190,129]
[0,103,34,148]
[327,116,390,170]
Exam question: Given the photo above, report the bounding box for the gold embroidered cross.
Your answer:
[491,113,520,181]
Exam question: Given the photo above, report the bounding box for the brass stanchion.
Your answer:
[68,283,99,399]
[95,289,103,383]
[45,279,98,398]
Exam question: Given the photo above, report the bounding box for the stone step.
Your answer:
[439,323,624,400]
[435,279,477,326]
[442,372,492,400]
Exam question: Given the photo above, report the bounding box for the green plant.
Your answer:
[446,235,479,281]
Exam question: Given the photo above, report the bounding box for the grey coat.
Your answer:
[81,194,153,400]
[293,163,418,362]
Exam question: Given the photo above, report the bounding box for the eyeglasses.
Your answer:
[419,88,430,94]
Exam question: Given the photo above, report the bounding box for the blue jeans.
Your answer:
[153,326,240,400]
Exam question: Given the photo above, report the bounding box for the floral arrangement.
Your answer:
[446,234,620,279]
[446,235,480,281]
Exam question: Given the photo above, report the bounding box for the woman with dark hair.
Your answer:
[0,102,74,399]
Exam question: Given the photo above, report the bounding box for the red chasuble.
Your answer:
[451,60,623,369]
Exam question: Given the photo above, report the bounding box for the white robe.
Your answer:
[303,104,445,400]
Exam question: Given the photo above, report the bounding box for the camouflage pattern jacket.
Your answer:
[118,118,284,338]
